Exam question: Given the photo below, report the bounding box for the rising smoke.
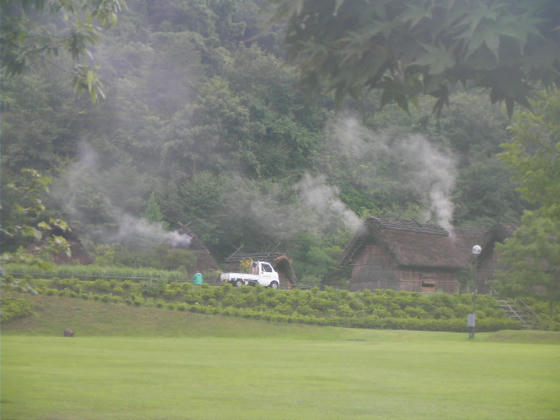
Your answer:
[52,143,191,248]
[393,134,457,235]
[296,173,363,232]
[54,118,455,249]
[326,115,458,235]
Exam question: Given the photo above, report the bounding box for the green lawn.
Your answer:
[2,296,560,419]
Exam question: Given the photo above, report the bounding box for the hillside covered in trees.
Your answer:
[2,0,529,288]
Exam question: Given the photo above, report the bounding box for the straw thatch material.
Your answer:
[28,225,94,265]
[177,225,219,272]
[341,218,515,293]
[340,218,466,269]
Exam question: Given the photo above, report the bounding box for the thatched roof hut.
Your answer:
[340,218,513,293]
[28,225,94,265]
[176,224,219,272]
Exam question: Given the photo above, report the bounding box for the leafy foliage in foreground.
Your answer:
[3,276,530,332]
[271,0,560,115]
[1,0,126,102]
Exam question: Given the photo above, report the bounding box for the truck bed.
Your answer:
[220,272,259,282]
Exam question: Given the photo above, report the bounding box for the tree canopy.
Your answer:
[270,0,560,115]
[1,0,534,287]
[495,89,560,320]
[499,89,560,215]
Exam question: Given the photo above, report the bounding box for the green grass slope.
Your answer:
[2,296,560,420]
[1,295,345,339]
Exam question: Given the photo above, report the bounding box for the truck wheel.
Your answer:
[269,281,279,289]
[235,279,244,287]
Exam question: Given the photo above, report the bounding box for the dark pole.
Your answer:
[470,270,477,339]
[469,245,481,340]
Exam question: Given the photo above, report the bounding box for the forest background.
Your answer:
[1,0,528,288]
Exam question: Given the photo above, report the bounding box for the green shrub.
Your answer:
[141,280,166,297]
[433,307,454,319]
[93,279,112,293]
[23,273,539,331]
[112,286,125,296]
[160,248,196,271]
[0,294,33,322]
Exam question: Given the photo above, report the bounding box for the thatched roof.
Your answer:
[28,225,94,265]
[225,251,287,264]
[340,218,512,270]
[176,224,219,271]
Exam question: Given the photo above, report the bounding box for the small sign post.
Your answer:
[467,313,476,339]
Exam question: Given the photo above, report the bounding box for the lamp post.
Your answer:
[468,244,482,339]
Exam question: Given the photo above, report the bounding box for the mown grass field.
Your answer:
[2,296,560,420]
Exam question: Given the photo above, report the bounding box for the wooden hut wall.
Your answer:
[350,244,400,291]
[350,243,460,293]
[193,250,219,273]
[402,270,459,293]
[477,249,498,293]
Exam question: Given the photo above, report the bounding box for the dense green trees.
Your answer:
[2,0,539,288]
[495,90,560,320]
[499,90,560,215]
[496,211,559,323]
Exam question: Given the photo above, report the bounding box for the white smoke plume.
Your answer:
[296,173,363,232]
[222,173,363,240]
[326,115,457,236]
[111,214,191,248]
[52,142,191,248]
[393,134,457,236]
[221,114,457,241]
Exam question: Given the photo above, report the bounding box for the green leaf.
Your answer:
[414,43,456,75]
[333,0,345,16]
[463,20,501,60]
[22,226,42,240]
[37,221,51,230]
[49,218,70,231]
[400,3,432,28]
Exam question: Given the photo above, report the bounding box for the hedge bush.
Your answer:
[0,294,33,322]
[10,275,555,331]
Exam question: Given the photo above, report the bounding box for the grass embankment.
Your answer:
[2,295,335,339]
[6,276,530,331]
[2,296,560,420]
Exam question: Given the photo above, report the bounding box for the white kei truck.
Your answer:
[218,260,280,289]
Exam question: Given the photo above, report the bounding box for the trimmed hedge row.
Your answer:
[1,275,526,332]
[3,263,189,282]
